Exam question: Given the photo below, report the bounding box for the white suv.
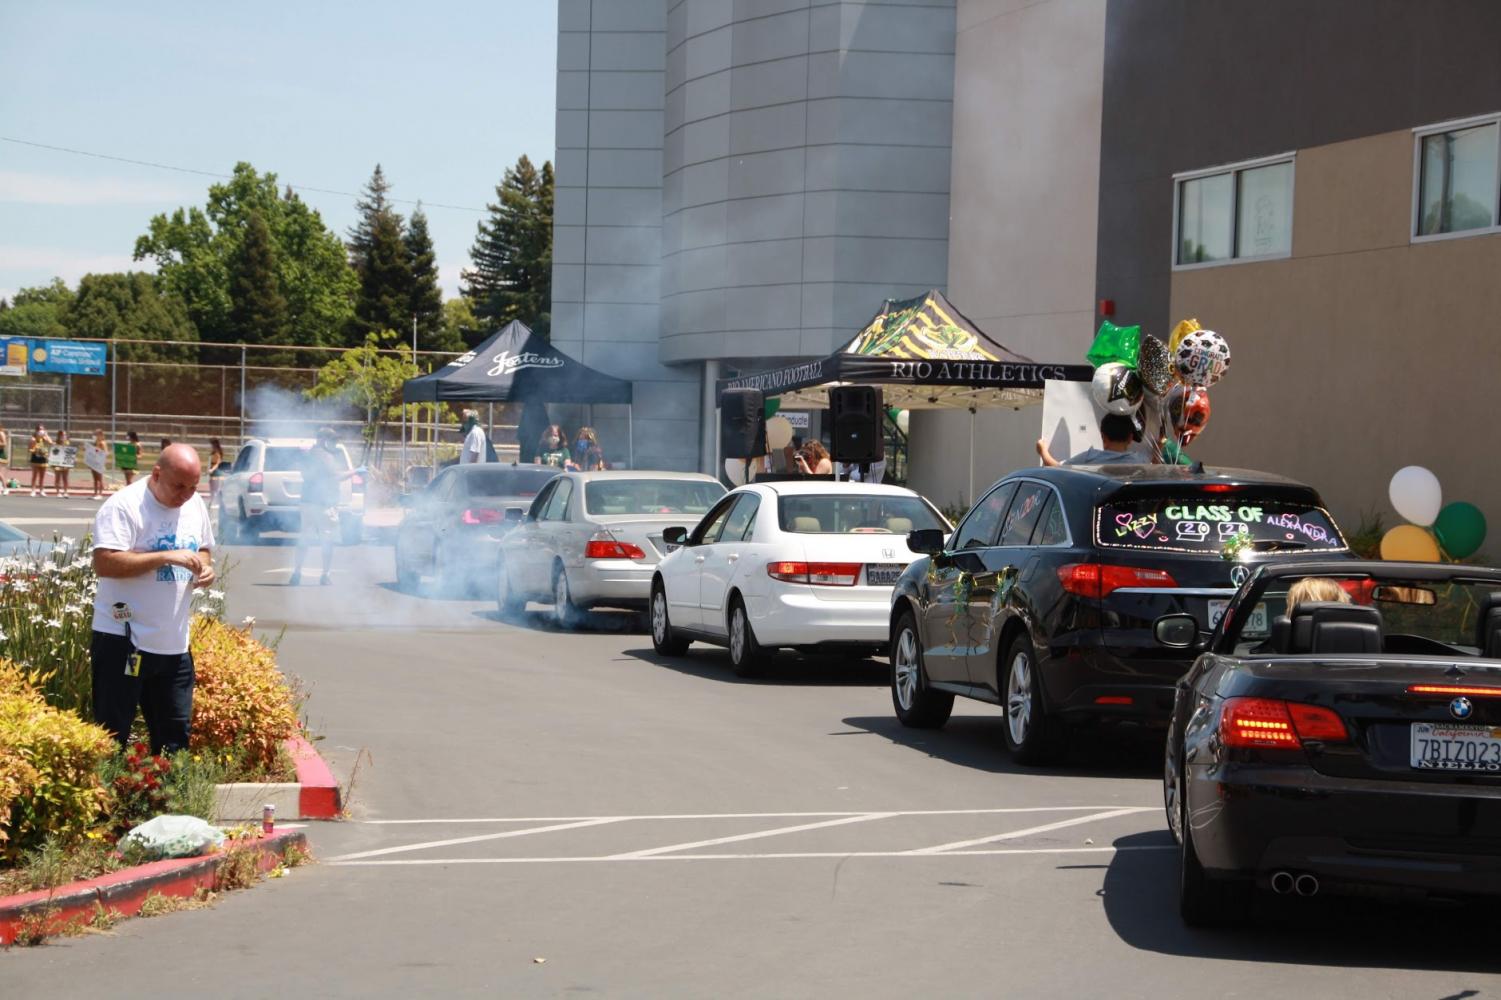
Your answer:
[217,437,364,544]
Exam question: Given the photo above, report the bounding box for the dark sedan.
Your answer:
[1162,560,1501,925]
[889,464,1351,763]
[394,463,558,595]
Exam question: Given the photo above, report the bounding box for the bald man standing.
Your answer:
[91,443,216,753]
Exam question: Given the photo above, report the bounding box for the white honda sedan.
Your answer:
[649,481,950,675]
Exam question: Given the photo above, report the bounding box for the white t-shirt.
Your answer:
[461,424,486,464]
[91,479,215,655]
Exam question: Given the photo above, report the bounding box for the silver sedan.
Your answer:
[494,470,726,628]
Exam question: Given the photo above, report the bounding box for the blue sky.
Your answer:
[0,1,557,306]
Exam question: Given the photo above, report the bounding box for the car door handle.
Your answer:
[695,556,706,564]
[726,554,739,563]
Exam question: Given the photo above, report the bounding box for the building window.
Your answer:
[1414,115,1501,239]
[1173,155,1294,268]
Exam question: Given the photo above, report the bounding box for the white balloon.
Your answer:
[766,415,793,450]
[895,410,910,434]
[1389,465,1442,526]
[723,458,747,486]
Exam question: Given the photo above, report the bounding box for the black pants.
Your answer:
[90,630,195,754]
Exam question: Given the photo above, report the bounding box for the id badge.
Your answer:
[124,651,142,678]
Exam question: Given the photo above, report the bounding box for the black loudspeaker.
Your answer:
[720,387,766,459]
[829,386,884,465]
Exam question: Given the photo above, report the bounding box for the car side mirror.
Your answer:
[907,528,945,556]
[504,507,523,523]
[1154,613,1201,649]
[663,526,689,547]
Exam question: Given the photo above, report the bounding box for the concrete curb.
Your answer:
[0,827,307,946]
[212,736,342,822]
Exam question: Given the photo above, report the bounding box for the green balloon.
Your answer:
[763,398,781,419]
[1433,501,1487,560]
[1086,321,1141,369]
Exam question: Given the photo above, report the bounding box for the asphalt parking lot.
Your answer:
[5,496,1501,997]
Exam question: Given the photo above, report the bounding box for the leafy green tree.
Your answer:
[69,272,197,363]
[0,278,73,339]
[227,211,290,350]
[404,205,456,353]
[134,163,355,350]
[462,155,553,336]
[441,297,482,353]
[347,165,413,345]
[304,330,419,446]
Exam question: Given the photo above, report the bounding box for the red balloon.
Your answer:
[1166,386,1211,444]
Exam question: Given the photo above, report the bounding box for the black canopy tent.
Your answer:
[401,320,635,464]
[717,290,1093,497]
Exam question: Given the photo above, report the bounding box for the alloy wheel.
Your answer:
[1007,651,1033,746]
[730,606,746,662]
[554,572,571,626]
[651,590,668,644]
[893,628,919,711]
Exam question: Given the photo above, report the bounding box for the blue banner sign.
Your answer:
[30,340,107,376]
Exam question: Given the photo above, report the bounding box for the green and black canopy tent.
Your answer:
[717,289,1093,493]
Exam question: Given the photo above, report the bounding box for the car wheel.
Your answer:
[495,555,522,619]
[650,582,689,656]
[1165,741,1183,845]
[1002,632,1065,764]
[394,538,419,593]
[727,596,764,678]
[552,566,581,630]
[890,610,953,728]
[239,503,260,545]
[1178,768,1251,927]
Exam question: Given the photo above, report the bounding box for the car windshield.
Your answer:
[777,494,946,534]
[1224,574,1501,657]
[584,479,725,516]
[265,446,349,473]
[1096,494,1345,555]
[463,468,556,499]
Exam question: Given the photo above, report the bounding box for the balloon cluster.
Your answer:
[1085,317,1231,455]
[1383,467,1488,561]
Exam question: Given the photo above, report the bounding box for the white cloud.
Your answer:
[0,171,193,206]
[0,247,151,287]
[439,261,465,298]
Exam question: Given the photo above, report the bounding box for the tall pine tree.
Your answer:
[462,155,553,336]
[347,164,412,344]
[404,204,455,352]
[227,210,289,348]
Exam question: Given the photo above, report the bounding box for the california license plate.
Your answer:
[1208,599,1268,637]
[1411,723,1501,771]
[865,564,905,587]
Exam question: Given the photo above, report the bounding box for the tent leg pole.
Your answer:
[628,406,634,470]
[968,408,976,507]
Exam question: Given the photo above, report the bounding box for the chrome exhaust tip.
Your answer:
[1294,874,1320,897]
[1270,871,1295,895]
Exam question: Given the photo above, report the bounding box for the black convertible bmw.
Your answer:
[1161,560,1501,925]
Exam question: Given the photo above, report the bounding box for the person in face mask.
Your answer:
[290,427,362,586]
[534,424,572,468]
[460,410,488,465]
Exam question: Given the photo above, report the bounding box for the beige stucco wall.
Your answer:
[1172,127,1501,548]
[909,0,1107,509]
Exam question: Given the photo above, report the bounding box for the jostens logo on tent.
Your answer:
[489,351,565,377]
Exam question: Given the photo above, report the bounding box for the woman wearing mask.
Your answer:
[28,424,50,496]
[86,429,108,499]
[122,431,141,485]
[535,425,572,468]
[572,427,600,468]
[208,437,228,502]
[51,429,73,496]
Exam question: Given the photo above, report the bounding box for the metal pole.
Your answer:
[108,341,117,465]
[968,407,976,507]
[239,345,247,440]
[628,406,634,470]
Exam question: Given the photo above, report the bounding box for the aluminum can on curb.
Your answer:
[262,803,275,835]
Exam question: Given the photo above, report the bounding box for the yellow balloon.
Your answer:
[1168,318,1201,355]
[1379,524,1441,562]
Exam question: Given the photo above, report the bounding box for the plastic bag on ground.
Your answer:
[121,815,227,860]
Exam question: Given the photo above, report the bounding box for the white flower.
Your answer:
[0,628,8,642]
[44,618,62,629]
[208,590,224,601]
[58,536,75,547]
[241,616,256,627]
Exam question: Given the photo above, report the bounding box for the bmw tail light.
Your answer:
[1407,684,1501,697]
[1221,697,1348,748]
[585,531,645,560]
[462,508,503,526]
[766,562,860,586]
[1057,563,1177,599]
[248,472,264,493]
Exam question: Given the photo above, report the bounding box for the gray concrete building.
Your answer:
[554,0,957,473]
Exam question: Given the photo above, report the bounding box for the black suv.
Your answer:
[888,464,1351,762]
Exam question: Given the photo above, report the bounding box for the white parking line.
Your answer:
[609,812,897,860]
[330,844,1173,867]
[325,817,628,863]
[902,808,1151,855]
[358,806,1149,825]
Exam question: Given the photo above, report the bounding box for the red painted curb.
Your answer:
[286,735,341,819]
[0,828,307,946]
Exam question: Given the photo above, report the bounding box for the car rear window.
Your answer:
[463,468,557,499]
[1095,495,1346,555]
[263,446,350,473]
[584,479,725,516]
[777,494,946,535]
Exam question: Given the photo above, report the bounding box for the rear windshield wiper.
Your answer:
[1251,539,1307,552]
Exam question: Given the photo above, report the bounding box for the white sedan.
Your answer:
[649,481,951,675]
